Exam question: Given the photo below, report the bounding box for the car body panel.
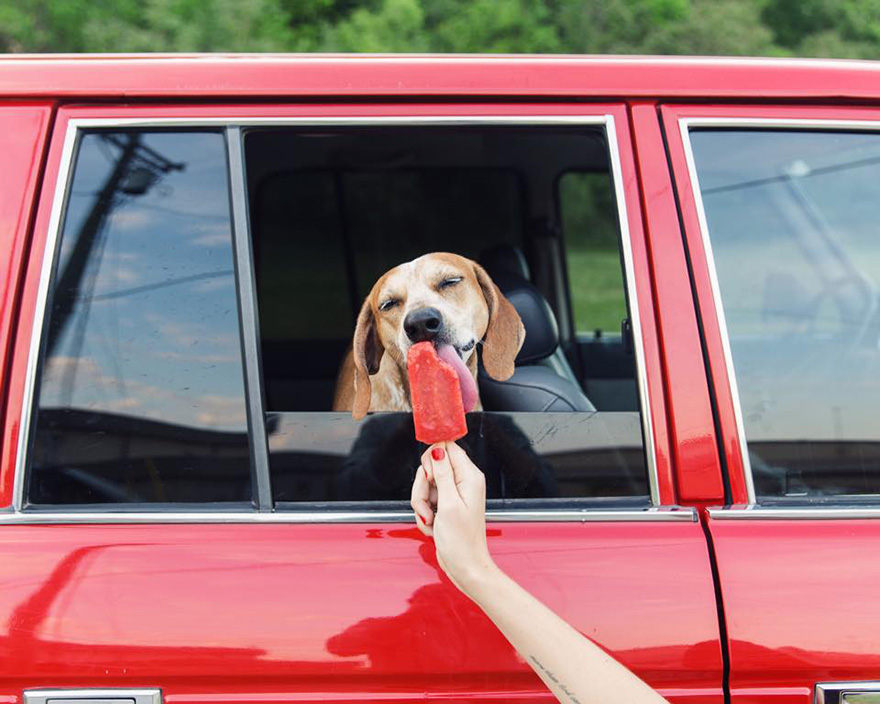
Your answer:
[661,102,880,505]
[664,102,880,703]
[3,58,879,704]
[708,517,880,704]
[0,55,879,101]
[628,103,724,505]
[0,103,53,506]
[0,522,723,702]
[0,98,722,702]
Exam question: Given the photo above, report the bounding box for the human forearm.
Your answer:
[464,565,670,704]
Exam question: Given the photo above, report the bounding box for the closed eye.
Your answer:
[438,277,462,290]
[379,298,400,312]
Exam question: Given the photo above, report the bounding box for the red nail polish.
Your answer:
[431,447,445,461]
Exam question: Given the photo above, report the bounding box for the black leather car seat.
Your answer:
[478,247,595,412]
[479,245,581,387]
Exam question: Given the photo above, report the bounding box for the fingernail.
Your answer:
[431,447,445,461]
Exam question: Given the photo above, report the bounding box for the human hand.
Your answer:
[410,442,498,596]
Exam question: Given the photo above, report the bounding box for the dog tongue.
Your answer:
[436,343,479,413]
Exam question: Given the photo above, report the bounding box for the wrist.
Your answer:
[458,558,506,605]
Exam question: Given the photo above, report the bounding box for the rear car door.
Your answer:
[664,104,880,704]
[1,102,723,703]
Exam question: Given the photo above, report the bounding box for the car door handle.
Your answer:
[24,690,162,704]
[817,682,880,704]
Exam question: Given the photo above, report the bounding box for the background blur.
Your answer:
[1,0,879,58]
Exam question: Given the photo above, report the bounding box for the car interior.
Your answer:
[245,126,637,415]
[244,126,649,504]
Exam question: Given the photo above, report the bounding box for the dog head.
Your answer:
[351,252,525,419]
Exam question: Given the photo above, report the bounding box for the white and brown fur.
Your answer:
[333,252,525,419]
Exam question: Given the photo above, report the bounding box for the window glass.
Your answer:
[28,131,251,505]
[560,171,627,334]
[247,126,650,506]
[691,129,880,499]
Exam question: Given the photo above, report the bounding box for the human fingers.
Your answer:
[410,464,435,534]
[446,442,486,506]
[422,444,462,506]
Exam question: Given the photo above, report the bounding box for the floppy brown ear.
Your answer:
[352,297,384,420]
[473,263,525,381]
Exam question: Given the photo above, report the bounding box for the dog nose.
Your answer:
[404,307,444,342]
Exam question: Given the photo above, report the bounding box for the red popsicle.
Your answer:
[407,341,469,444]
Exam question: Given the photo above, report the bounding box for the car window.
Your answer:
[559,171,627,335]
[27,130,251,506]
[245,125,651,507]
[690,128,880,499]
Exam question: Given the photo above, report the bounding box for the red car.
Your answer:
[1,55,879,704]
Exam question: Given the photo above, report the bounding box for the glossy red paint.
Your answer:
[0,98,721,703]
[611,104,677,506]
[709,517,880,704]
[1,55,880,101]
[661,103,880,504]
[0,101,680,507]
[0,522,722,702]
[660,104,747,505]
[629,103,724,504]
[0,103,53,508]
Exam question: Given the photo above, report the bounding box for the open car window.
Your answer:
[245,125,651,508]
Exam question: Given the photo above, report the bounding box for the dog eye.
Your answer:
[438,277,462,290]
[379,298,400,312]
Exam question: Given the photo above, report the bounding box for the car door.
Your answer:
[663,103,880,704]
[0,101,723,703]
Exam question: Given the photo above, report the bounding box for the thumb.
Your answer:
[425,444,460,501]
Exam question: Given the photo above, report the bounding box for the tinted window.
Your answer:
[28,131,251,505]
[691,129,880,499]
[560,171,627,334]
[247,126,650,506]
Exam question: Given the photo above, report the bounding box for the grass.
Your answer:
[567,247,628,334]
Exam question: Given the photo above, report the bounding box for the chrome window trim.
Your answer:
[12,119,79,513]
[709,506,880,520]
[0,506,695,524]
[13,113,661,520]
[678,116,880,508]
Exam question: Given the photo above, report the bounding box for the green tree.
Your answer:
[320,0,429,52]
[3,0,880,58]
[424,0,561,53]
[0,0,294,53]
[763,0,880,58]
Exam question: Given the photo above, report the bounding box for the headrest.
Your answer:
[479,244,531,280]
[492,271,559,364]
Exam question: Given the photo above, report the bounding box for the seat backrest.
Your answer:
[477,249,595,412]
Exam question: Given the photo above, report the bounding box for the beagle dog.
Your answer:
[333,252,525,419]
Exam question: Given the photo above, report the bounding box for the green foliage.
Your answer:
[762,0,880,58]
[322,0,430,52]
[3,0,880,58]
[0,0,293,52]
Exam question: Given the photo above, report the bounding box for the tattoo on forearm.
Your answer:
[529,655,582,704]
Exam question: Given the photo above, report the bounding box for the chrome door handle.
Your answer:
[24,690,162,704]
[817,682,880,704]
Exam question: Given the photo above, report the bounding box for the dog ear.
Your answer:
[352,296,384,420]
[473,263,524,381]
